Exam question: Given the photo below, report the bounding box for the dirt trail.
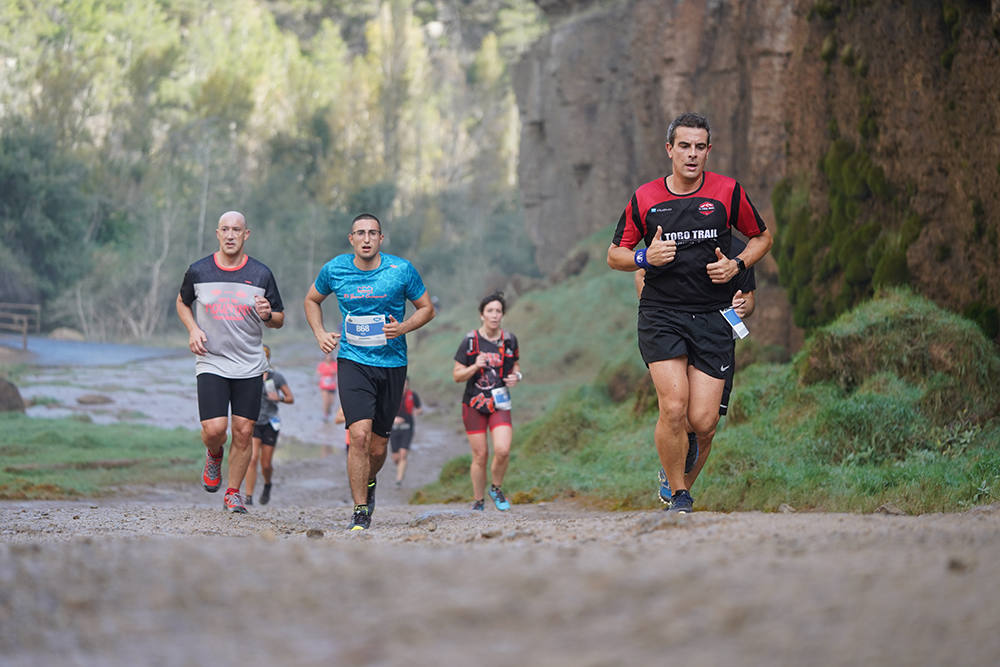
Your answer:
[3,452,999,666]
[3,342,1000,665]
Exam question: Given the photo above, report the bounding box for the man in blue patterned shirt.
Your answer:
[304,213,435,530]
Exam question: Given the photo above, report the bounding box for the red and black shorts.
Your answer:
[461,403,513,434]
[637,307,734,379]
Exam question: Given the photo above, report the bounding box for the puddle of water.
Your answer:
[11,337,455,460]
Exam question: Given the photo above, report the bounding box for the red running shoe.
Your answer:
[202,451,223,492]
[223,489,247,514]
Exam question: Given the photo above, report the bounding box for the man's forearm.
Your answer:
[607,245,641,272]
[739,229,773,269]
[303,299,326,337]
[176,296,198,332]
[404,304,435,334]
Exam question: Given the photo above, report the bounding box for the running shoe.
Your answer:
[366,478,377,516]
[667,489,694,514]
[245,495,253,506]
[488,485,511,511]
[223,489,248,513]
[657,468,672,506]
[685,432,699,473]
[202,450,223,492]
[348,505,371,531]
[471,499,485,511]
[260,483,271,505]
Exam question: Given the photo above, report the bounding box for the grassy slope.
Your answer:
[410,231,1000,514]
[0,416,203,498]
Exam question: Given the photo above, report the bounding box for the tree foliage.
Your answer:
[0,0,547,337]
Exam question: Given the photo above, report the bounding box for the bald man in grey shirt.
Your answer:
[177,211,284,513]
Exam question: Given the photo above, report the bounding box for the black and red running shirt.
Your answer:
[611,171,767,312]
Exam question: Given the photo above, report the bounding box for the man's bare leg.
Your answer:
[347,420,374,505]
[226,415,255,490]
[649,358,691,496]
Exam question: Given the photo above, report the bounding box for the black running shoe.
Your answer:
[667,489,694,514]
[366,478,377,516]
[348,505,371,531]
[685,432,699,474]
[259,483,271,505]
[245,495,253,506]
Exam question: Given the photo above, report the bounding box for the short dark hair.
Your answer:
[478,291,506,314]
[351,213,382,232]
[667,112,711,146]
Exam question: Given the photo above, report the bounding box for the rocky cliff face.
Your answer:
[514,0,1000,352]
[514,0,800,352]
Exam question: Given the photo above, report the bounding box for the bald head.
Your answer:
[216,210,250,261]
[218,211,246,228]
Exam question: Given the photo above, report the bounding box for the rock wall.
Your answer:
[514,0,801,352]
[514,0,1000,351]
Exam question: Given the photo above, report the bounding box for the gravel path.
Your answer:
[3,341,1000,665]
[3,451,999,666]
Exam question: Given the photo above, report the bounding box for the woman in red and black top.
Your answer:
[452,292,522,511]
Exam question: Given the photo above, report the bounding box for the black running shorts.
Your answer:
[637,308,734,379]
[337,358,407,439]
[719,356,735,415]
[389,423,414,452]
[196,373,264,422]
[252,421,279,447]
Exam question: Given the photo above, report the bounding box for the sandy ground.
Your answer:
[3,341,1000,665]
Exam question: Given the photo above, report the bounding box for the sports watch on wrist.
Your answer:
[735,257,747,273]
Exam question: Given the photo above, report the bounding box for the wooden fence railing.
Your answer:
[0,303,41,350]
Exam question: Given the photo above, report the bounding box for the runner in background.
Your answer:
[176,210,284,514]
[453,292,522,511]
[316,352,338,423]
[246,344,294,506]
[335,405,350,453]
[389,377,422,487]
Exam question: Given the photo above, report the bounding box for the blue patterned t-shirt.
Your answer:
[313,253,427,368]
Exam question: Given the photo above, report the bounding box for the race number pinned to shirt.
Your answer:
[344,314,387,347]
[720,307,750,339]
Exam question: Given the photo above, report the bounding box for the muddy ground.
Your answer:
[2,340,999,666]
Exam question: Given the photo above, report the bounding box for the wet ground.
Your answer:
[3,337,1000,666]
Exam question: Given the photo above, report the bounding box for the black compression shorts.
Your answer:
[252,421,279,446]
[389,423,414,452]
[637,308,734,379]
[196,373,263,422]
[337,358,407,439]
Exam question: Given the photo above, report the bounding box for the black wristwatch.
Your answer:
[735,257,747,273]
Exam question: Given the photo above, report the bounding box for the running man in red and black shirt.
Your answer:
[176,211,284,514]
[607,112,773,513]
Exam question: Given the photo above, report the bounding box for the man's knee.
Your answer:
[656,396,687,427]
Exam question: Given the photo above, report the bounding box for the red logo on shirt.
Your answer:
[698,202,715,215]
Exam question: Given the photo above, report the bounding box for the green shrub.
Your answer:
[795,288,1000,422]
